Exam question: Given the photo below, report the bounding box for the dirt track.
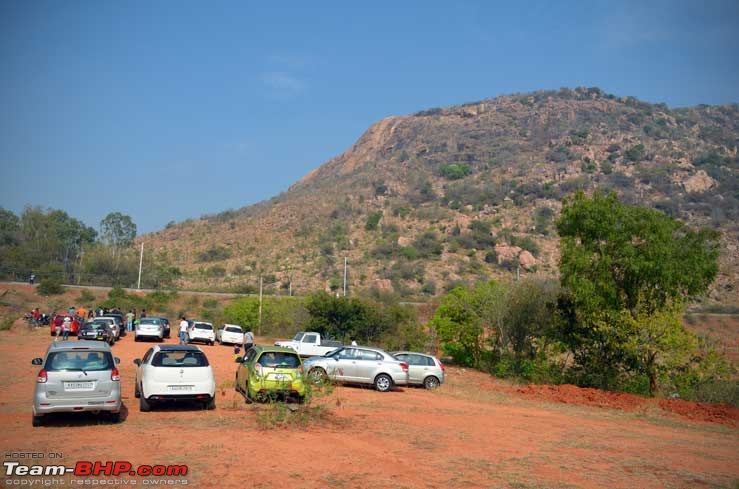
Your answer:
[1,324,738,489]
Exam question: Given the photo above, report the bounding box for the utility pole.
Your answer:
[137,242,144,289]
[343,257,348,297]
[258,275,263,336]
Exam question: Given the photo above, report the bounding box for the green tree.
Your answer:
[0,208,19,246]
[556,191,720,393]
[100,212,136,259]
[430,282,508,368]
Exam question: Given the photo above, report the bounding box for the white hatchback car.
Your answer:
[216,324,244,345]
[133,345,216,411]
[187,321,215,346]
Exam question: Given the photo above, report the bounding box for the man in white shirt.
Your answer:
[179,316,189,345]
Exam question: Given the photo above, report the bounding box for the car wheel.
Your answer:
[134,380,141,399]
[32,415,43,427]
[374,374,393,392]
[423,376,440,390]
[308,368,327,384]
[107,411,121,423]
[134,335,140,342]
[234,374,240,393]
[205,397,216,410]
[140,396,151,412]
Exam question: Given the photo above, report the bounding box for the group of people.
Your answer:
[124,308,146,332]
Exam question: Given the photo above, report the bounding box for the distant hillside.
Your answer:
[144,87,739,304]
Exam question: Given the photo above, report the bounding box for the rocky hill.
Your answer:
[144,87,739,304]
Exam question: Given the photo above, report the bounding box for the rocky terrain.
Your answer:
[143,87,738,303]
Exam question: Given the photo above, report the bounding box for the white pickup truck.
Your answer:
[275,332,343,357]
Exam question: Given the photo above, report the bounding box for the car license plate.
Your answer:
[168,385,193,391]
[65,382,94,391]
[272,374,288,381]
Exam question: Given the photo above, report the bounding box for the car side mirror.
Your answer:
[114,357,120,364]
[234,356,243,363]
[31,358,42,365]
[133,359,141,366]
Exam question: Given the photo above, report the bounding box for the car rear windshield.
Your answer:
[194,323,213,330]
[225,326,242,333]
[257,352,300,368]
[140,318,161,325]
[83,323,107,331]
[152,351,209,367]
[45,351,113,371]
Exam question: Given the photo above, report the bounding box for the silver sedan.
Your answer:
[303,345,409,392]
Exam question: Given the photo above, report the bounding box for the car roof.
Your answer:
[48,340,111,352]
[156,344,202,352]
[392,351,436,358]
[252,346,301,355]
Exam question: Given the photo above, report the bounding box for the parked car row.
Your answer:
[30,334,445,426]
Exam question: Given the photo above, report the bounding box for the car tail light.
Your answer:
[399,362,409,372]
[439,361,445,372]
[111,368,120,381]
[37,370,47,383]
[254,363,262,378]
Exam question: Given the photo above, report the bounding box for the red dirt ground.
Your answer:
[1,323,738,489]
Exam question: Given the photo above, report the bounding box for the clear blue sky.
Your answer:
[2,1,738,234]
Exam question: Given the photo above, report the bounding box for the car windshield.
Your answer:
[140,318,161,325]
[46,351,113,371]
[92,319,113,326]
[257,352,300,368]
[152,351,209,367]
[194,323,212,330]
[225,326,242,333]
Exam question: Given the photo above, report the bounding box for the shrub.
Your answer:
[624,143,646,162]
[546,146,574,163]
[38,279,64,296]
[412,231,443,258]
[78,289,96,303]
[365,212,383,231]
[196,245,232,263]
[439,163,472,180]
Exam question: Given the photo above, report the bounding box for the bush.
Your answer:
[365,212,383,231]
[78,289,96,303]
[439,163,472,180]
[38,279,64,296]
[624,143,646,162]
[196,245,232,263]
[546,146,574,163]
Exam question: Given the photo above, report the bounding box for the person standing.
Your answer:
[179,316,189,345]
[243,327,254,352]
[54,319,61,341]
[61,317,71,341]
[126,310,134,332]
[141,309,147,318]
[32,308,40,327]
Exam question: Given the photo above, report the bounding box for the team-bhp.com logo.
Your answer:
[4,461,188,476]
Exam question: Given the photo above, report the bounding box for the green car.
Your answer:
[235,346,306,403]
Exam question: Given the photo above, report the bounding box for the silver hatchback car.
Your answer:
[303,345,409,392]
[392,351,445,389]
[31,340,121,426]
